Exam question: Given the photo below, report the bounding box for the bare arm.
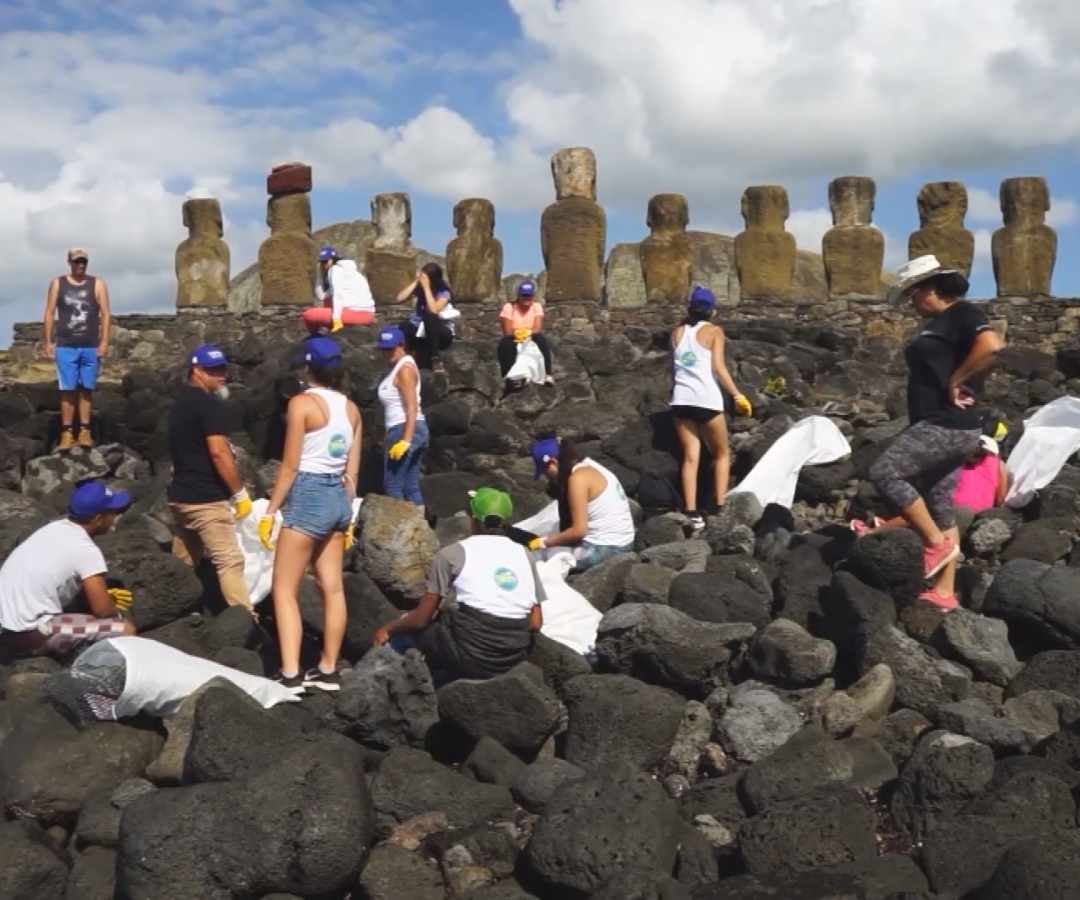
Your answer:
[396,363,419,444]
[206,434,243,496]
[529,604,543,631]
[344,402,362,499]
[96,278,111,357]
[709,325,741,398]
[266,396,308,516]
[500,314,515,337]
[543,470,591,547]
[995,460,1010,507]
[532,313,544,335]
[380,591,441,639]
[424,286,450,315]
[82,574,121,618]
[396,277,419,303]
[42,278,59,357]
[949,330,1005,399]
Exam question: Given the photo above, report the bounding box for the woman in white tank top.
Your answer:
[259,336,362,693]
[376,325,429,508]
[528,436,635,571]
[670,286,752,528]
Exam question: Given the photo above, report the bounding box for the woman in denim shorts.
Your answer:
[260,336,362,692]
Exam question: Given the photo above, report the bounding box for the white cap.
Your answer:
[979,435,1000,455]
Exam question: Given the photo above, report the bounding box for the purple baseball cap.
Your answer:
[190,344,228,369]
[531,436,560,478]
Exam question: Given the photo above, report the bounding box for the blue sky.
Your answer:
[2,0,1080,345]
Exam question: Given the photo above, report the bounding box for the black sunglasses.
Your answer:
[70,257,88,265]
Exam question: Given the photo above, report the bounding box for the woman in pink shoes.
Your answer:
[868,255,1004,610]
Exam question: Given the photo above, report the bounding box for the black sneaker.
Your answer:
[687,511,706,533]
[302,667,342,692]
[274,671,306,694]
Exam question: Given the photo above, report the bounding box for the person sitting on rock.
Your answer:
[953,434,1009,516]
[396,262,456,371]
[528,436,636,571]
[303,244,375,333]
[869,255,1004,611]
[670,285,751,530]
[373,487,544,684]
[497,279,554,384]
[0,479,135,658]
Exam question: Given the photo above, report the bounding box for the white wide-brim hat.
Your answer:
[979,435,1000,455]
[888,254,965,304]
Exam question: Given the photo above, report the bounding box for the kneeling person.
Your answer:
[374,487,544,682]
[0,480,135,658]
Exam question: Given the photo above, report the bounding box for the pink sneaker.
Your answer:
[849,519,872,537]
[918,587,958,611]
[923,537,959,580]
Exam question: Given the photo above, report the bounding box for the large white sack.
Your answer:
[1006,396,1080,508]
[506,338,547,386]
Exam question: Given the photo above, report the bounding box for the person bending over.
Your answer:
[0,479,135,658]
[497,279,554,382]
[374,487,543,684]
[528,436,635,571]
[303,244,375,333]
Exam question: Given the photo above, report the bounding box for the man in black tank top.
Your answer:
[42,248,111,449]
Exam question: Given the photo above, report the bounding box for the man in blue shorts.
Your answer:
[43,248,111,450]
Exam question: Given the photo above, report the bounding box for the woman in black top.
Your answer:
[868,255,1004,609]
[396,262,455,371]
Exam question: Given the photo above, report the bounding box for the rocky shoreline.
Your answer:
[1,312,1080,899]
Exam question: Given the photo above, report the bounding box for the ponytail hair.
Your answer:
[556,438,583,530]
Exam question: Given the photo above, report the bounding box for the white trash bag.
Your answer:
[506,338,547,387]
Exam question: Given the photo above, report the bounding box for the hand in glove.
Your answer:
[388,440,410,461]
[107,587,133,612]
[513,327,532,343]
[331,318,344,333]
[734,394,753,417]
[527,536,546,552]
[231,489,253,520]
[258,515,276,550]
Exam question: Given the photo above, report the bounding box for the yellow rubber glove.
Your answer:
[107,587,133,612]
[231,489,253,521]
[527,536,546,552]
[388,440,410,461]
[734,394,753,417]
[258,515,276,550]
[331,318,344,333]
[513,327,531,343]
[344,523,356,550]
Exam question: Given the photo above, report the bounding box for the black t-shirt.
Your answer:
[167,386,233,503]
[905,300,991,429]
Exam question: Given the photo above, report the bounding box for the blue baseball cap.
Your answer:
[517,279,537,298]
[377,326,405,349]
[689,285,716,309]
[304,336,342,365]
[69,479,131,518]
[190,344,228,369]
[531,436,560,479]
[318,244,337,261]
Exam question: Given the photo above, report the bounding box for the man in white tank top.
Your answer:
[373,488,545,682]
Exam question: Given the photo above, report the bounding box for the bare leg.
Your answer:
[60,391,77,429]
[899,497,945,546]
[932,526,961,596]
[271,527,316,676]
[311,532,347,673]
[78,389,93,427]
[701,414,732,507]
[674,417,702,512]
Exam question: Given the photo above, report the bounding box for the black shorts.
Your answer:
[671,405,722,424]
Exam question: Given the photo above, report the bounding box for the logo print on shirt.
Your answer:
[493,567,519,591]
[676,350,697,368]
[328,434,348,459]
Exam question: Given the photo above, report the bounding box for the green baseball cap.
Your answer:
[469,487,513,523]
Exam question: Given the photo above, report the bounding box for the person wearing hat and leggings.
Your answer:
[167,344,255,615]
[376,325,429,506]
[373,487,544,684]
[302,245,376,333]
[259,336,362,692]
[869,254,1005,610]
[0,479,135,658]
[497,279,554,381]
[42,248,111,450]
[670,285,752,529]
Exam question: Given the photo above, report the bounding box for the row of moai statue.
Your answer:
[175,152,1059,309]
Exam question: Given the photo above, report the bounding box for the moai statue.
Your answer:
[540,147,606,302]
[822,176,884,298]
[992,177,1057,296]
[640,193,692,303]
[908,182,974,276]
[734,185,796,298]
[366,192,418,305]
[176,198,229,308]
[258,162,315,306]
[445,198,503,302]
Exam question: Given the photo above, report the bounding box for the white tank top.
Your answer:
[299,387,353,475]
[453,535,538,620]
[378,355,424,429]
[574,458,635,548]
[671,322,726,411]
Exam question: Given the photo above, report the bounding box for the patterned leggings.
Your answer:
[869,420,981,529]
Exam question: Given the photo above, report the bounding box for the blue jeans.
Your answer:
[282,472,352,539]
[384,420,429,506]
[573,541,634,572]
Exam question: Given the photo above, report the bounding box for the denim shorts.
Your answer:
[56,346,99,391]
[282,472,352,539]
[573,541,635,572]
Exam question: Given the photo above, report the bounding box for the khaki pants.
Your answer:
[170,501,252,610]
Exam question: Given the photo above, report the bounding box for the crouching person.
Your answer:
[374,487,544,684]
[0,479,135,658]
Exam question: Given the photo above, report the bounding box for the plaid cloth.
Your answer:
[38,614,129,655]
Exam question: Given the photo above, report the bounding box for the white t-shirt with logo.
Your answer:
[0,519,107,632]
[427,534,547,619]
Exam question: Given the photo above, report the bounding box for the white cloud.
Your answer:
[786,208,834,255]
[1048,197,1079,227]
[967,188,1002,225]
